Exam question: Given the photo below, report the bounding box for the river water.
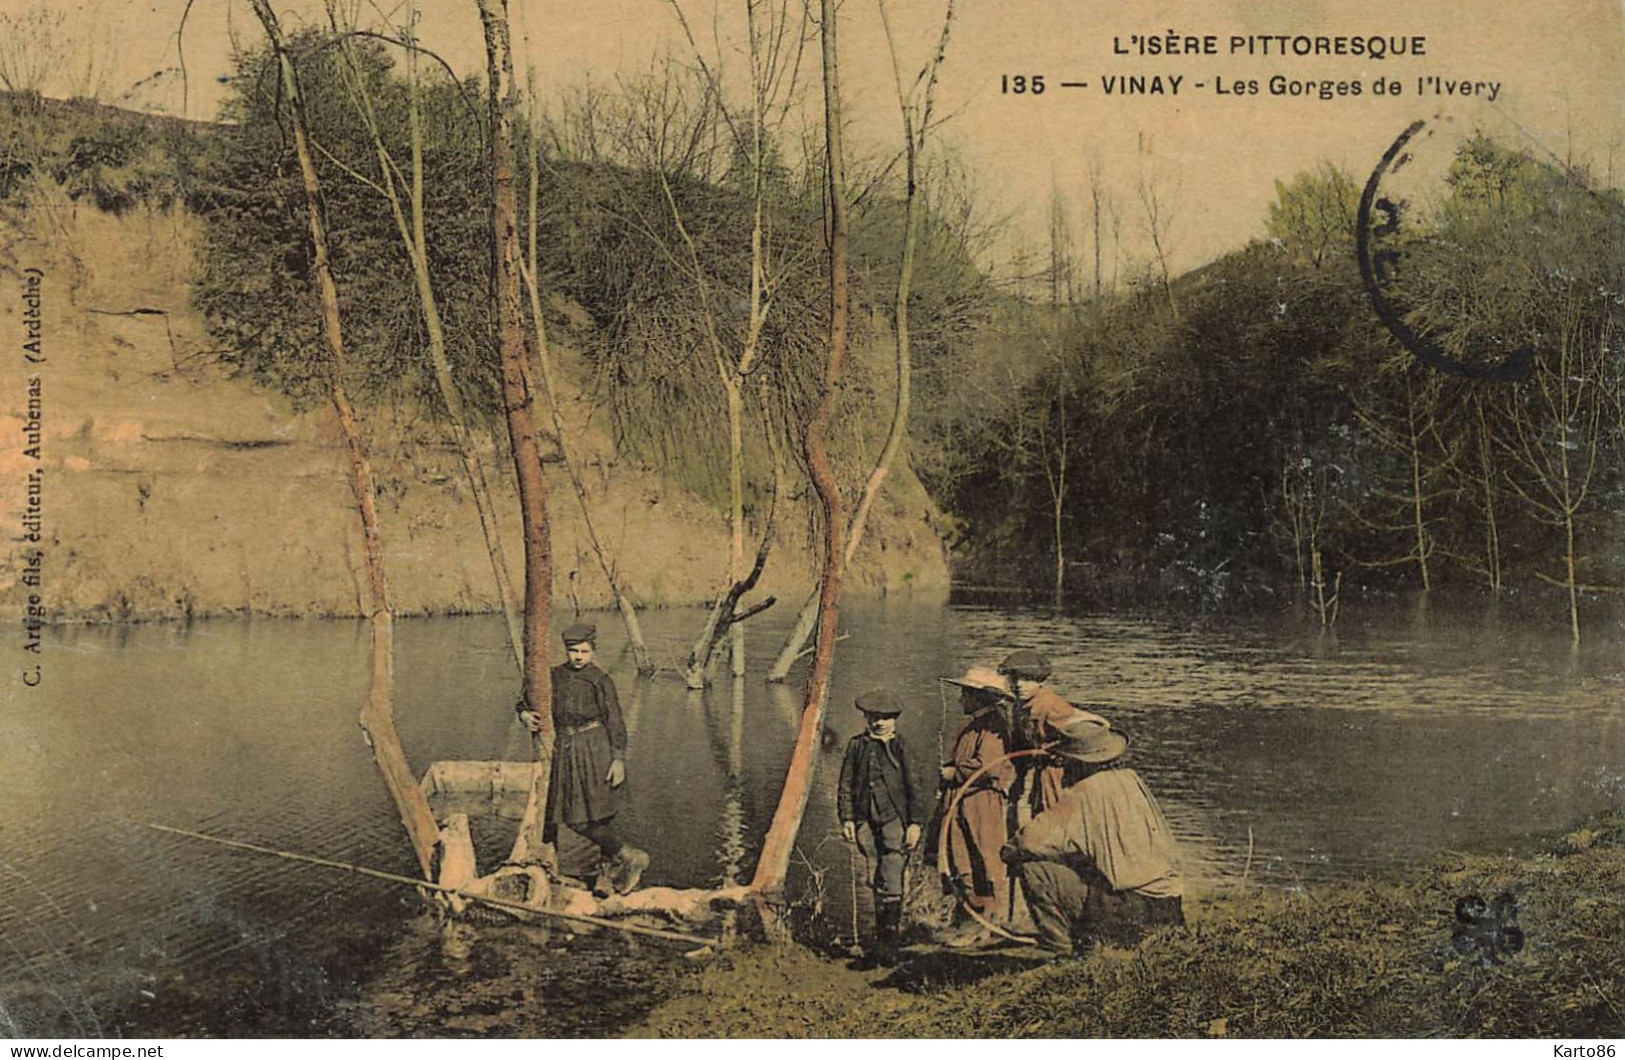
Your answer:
[1,599,1621,1035]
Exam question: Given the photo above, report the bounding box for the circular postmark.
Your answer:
[1356,119,1534,382]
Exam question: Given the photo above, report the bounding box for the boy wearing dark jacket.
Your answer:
[838,688,924,967]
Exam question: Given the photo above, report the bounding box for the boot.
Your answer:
[851,899,903,970]
[874,899,903,967]
[990,877,1011,924]
[939,921,996,948]
[942,890,1009,949]
[610,845,650,895]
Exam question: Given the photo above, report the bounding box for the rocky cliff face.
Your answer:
[0,197,948,622]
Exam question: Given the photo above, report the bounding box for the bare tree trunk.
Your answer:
[1406,378,1431,592]
[1043,379,1069,604]
[767,0,952,682]
[751,0,849,895]
[1563,502,1580,644]
[677,390,780,688]
[520,99,653,674]
[1089,155,1104,301]
[1502,317,1601,646]
[249,0,438,876]
[684,506,778,691]
[360,613,441,877]
[1474,397,1502,596]
[476,0,556,870]
[1305,470,1338,629]
[724,371,748,678]
[1050,421,1066,602]
[1278,462,1310,599]
[657,0,804,686]
[326,2,525,672]
[1559,426,1581,645]
[1137,168,1178,323]
[403,18,524,670]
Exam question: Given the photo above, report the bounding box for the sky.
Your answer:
[15,0,1625,277]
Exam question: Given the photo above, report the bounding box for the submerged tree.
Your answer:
[246,0,440,876]
[658,0,810,684]
[322,0,526,671]
[1397,136,1625,641]
[751,0,851,895]
[474,0,559,867]
[1349,362,1453,592]
[520,74,655,674]
[768,0,957,680]
[537,28,824,688]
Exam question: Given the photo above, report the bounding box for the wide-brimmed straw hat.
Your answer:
[941,666,1011,695]
[1050,715,1128,764]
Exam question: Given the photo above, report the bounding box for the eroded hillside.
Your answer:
[0,194,947,622]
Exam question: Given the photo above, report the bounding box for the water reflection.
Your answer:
[694,680,749,887]
[1,599,1621,1034]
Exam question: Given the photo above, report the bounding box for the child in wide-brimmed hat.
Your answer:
[837,688,925,967]
[936,666,1018,947]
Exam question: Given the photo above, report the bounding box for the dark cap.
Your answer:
[561,621,597,646]
[1050,715,1128,764]
[999,649,1051,682]
[854,688,904,717]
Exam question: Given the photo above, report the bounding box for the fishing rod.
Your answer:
[144,822,716,949]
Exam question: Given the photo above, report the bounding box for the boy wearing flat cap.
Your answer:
[1002,715,1184,956]
[517,621,649,895]
[998,649,1107,817]
[837,689,924,967]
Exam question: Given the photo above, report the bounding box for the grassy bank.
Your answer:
[629,812,1625,1038]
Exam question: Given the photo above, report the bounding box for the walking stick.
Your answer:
[847,834,863,949]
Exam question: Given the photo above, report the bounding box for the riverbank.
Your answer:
[624,810,1625,1038]
[10,603,1617,1038]
[0,194,948,624]
[102,789,1624,1040]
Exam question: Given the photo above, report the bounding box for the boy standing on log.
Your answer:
[838,689,924,968]
[518,622,649,896]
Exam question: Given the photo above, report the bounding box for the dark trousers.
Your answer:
[1021,859,1184,953]
[859,817,908,901]
[544,816,622,859]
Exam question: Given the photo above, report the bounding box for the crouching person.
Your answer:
[838,689,923,968]
[1001,715,1184,956]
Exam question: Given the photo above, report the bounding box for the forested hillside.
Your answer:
[914,144,1625,640]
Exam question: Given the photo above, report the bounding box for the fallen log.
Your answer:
[144,822,718,949]
[421,759,535,821]
[417,760,757,929]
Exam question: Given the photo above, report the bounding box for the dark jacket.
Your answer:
[547,661,627,825]
[551,662,627,751]
[838,733,924,826]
